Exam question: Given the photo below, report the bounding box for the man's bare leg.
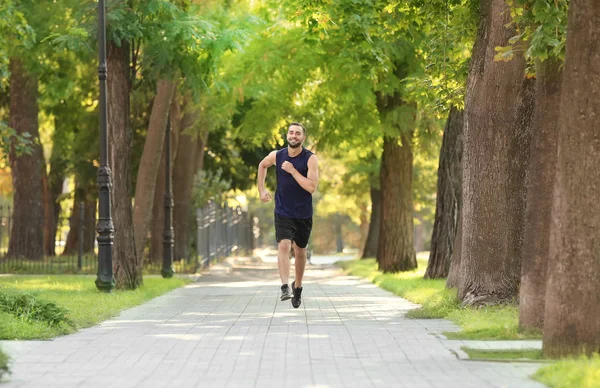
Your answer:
[277,239,292,285]
[293,246,307,288]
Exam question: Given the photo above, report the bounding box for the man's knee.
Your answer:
[278,240,292,253]
[294,246,307,257]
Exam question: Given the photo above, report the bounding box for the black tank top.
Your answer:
[274,147,314,219]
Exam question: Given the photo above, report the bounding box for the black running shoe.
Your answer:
[291,281,302,308]
[280,284,292,301]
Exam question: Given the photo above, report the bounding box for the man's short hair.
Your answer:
[289,122,306,134]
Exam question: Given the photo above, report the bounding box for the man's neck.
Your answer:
[288,146,302,157]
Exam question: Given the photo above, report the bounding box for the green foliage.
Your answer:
[338,258,541,340]
[0,122,35,167]
[192,168,232,208]
[0,291,72,327]
[496,0,569,75]
[534,354,600,388]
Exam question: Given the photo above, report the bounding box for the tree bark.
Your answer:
[107,41,139,289]
[542,0,600,358]
[173,103,201,261]
[425,107,463,279]
[62,189,83,256]
[7,58,45,261]
[63,184,96,255]
[446,212,462,288]
[43,137,68,256]
[335,218,344,253]
[458,0,535,306]
[361,186,381,259]
[132,79,176,265]
[518,58,562,331]
[357,205,369,258]
[150,98,181,263]
[377,135,416,272]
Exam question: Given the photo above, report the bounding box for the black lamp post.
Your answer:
[162,115,174,278]
[95,0,115,292]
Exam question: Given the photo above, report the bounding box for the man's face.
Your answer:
[287,125,305,149]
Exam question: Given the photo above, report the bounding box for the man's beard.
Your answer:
[288,139,301,148]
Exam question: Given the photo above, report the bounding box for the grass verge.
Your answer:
[462,347,544,361]
[533,354,600,388]
[0,275,191,340]
[337,258,541,340]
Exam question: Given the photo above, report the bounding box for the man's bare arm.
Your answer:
[257,151,277,202]
[284,155,319,194]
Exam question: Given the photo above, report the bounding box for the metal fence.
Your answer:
[0,202,254,275]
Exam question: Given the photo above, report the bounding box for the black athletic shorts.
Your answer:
[274,213,313,248]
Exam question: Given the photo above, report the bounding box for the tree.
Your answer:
[425,107,463,278]
[542,0,600,358]
[6,58,45,261]
[457,0,535,306]
[498,0,569,331]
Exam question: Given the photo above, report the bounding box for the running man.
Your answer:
[257,122,319,308]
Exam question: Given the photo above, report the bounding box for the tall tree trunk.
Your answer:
[458,0,535,306]
[44,138,68,256]
[335,218,344,253]
[361,186,381,259]
[42,174,54,256]
[425,107,463,279]
[150,98,181,263]
[518,59,562,331]
[542,0,600,358]
[63,184,96,255]
[7,58,44,261]
[83,197,96,253]
[173,104,200,261]
[62,189,83,256]
[107,41,139,289]
[446,212,462,288]
[358,206,369,258]
[133,79,176,266]
[377,135,416,272]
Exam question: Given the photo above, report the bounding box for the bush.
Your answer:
[0,291,73,327]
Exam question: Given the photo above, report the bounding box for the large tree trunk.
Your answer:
[173,104,200,261]
[457,0,535,306]
[518,59,562,331]
[132,79,176,266]
[425,107,463,279]
[377,135,416,272]
[542,0,600,358]
[150,98,181,263]
[107,41,139,289]
[7,58,44,261]
[361,186,381,259]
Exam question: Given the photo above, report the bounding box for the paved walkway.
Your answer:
[1,256,544,388]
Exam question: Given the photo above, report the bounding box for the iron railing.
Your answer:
[0,201,253,275]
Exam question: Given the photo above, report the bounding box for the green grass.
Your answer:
[534,354,600,388]
[0,347,8,380]
[0,275,191,340]
[337,258,541,340]
[462,347,544,361]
